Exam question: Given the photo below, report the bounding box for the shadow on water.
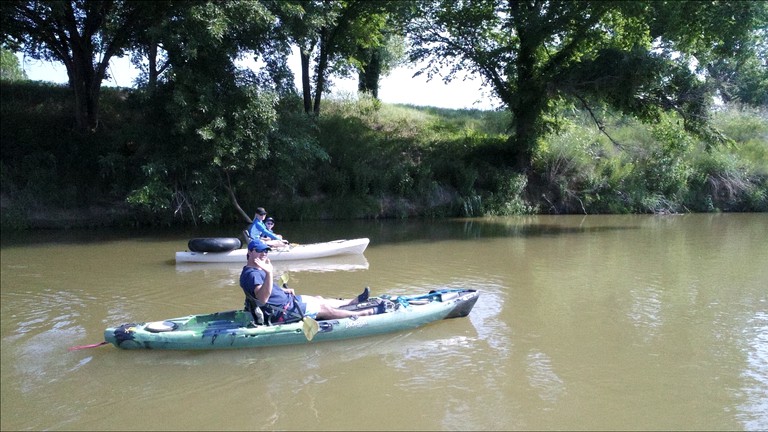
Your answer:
[0,225,217,248]
[0,216,640,249]
[324,216,641,246]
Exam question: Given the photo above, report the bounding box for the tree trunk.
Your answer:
[66,57,101,132]
[300,48,313,114]
[509,1,540,173]
[312,28,331,115]
[61,1,110,132]
[67,58,107,132]
[148,43,158,91]
[358,47,381,98]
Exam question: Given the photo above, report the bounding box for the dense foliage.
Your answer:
[0,47,26,80]
[1,1,766,228]
[1,0,156,131]
[1,80,766,230]
[407,0,767,170]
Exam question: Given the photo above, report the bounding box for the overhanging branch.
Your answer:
[573,93,622,149]
[223,170,253,224]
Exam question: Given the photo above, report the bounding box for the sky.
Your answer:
[15,52,501,111]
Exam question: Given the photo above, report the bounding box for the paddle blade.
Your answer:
[68,341,108,351]
[302,317,320,341]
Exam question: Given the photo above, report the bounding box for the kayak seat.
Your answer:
[243,298,265,326]
[244,297,291,327]
[259,305,284,326]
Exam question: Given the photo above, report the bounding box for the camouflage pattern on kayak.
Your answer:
[104,289,479,350]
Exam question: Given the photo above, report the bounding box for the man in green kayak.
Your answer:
[239,239,385,323]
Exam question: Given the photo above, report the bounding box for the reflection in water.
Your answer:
[174,254,370,274]
[627,275,663,342]
[8,288,93,393]
[526,350,565,404]
[466,282,509,354]
[737,311,768,431]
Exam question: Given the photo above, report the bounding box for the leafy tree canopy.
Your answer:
[0,46,27,80]
[126,1,326,223]
[1,0,153,131]
[406,0,767,170]
[274,0,404,114]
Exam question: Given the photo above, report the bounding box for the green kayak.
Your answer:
[103,289,479,350]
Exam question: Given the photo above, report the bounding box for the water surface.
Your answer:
[1,214,766,430]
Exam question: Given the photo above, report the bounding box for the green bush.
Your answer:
[2,80,766,229]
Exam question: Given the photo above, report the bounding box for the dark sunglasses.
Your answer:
[249,248,270,253]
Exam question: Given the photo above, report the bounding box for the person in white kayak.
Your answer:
[261,217,278,240]
[247,207,289,247]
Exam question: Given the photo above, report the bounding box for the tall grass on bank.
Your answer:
[529,106,767,214]
[317,96,766,217]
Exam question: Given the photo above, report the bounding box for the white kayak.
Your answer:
[175,238,370,263]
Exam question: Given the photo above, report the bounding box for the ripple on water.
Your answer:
[526,350,566,404]
[737,310,768,431]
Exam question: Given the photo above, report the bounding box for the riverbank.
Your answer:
[2,80,766,231]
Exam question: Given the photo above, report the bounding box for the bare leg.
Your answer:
[310,286,369,307]
[316,304,376,320]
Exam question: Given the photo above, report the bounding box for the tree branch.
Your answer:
[223,170,253,224]
[573,92,622,149]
